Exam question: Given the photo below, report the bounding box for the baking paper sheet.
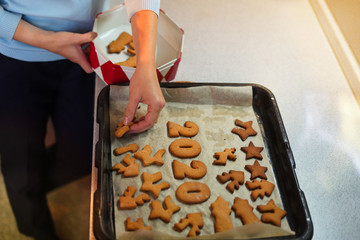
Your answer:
[109,85,295,239]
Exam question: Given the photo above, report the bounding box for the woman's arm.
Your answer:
[13,19,97,73]
[124,9,165,133]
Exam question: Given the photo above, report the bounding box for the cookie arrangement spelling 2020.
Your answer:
[111,119,287,237]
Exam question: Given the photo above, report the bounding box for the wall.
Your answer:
[310,0,360,104]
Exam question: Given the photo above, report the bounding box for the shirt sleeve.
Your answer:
[124,0,160,21]
[0,6,22,40]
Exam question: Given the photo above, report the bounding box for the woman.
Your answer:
[0,0,164,239]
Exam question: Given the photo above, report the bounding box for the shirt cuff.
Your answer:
[124,0,160,21]
[0,7,22,41]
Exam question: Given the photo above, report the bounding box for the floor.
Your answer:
[0,171,91,240]
[0,121,91,240]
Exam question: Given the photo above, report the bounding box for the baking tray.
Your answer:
[93,83,313,240]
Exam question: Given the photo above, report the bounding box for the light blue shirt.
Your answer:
[0,0,160,61]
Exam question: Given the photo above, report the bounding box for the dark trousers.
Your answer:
[0,53,95,239]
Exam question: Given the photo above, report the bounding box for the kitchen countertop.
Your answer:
[90,1,360,239]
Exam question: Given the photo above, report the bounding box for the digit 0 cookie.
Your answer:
[175,182,211,204]
[169,139,201,158]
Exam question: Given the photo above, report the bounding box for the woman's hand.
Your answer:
[125,65,165,133]
[123,10,164,133]
[13,19,97,73]
[42,31,97,73]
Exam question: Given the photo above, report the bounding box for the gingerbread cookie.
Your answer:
[108,32,133,53]
[176,182,211,204]
[174,212,203,237]
[231,119,257,141]
[149,195,181,223]
[115,55,136,68]
[241,141,264,160]
[134,145,165,166]
[129,41,135,50]
[232,197,260,225]
[112,154,139,177]
[257,199,287,227]
[169,139,201,158]
[119,186,150,210]
[125,217,152,231]
[172,160,207,180]
[246,179,275,201]
[115,122,133,138]
[127,47,136,55]
[140,172,170,198]
[167,121,199,138]
[245,160,268,179]
[213,148,237,165]
[216,170,244,193]
[114,143,139,156]
[210,196,233,233]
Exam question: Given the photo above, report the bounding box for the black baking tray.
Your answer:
[93,83,313,240]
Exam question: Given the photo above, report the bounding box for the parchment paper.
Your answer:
[109,85,295,239]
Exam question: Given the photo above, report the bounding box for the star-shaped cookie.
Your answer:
[231,119,257,141]
[241,141,264,160]
[245,160,267,179]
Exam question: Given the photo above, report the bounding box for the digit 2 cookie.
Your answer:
[172,160,207,179]
[167,121,199,138]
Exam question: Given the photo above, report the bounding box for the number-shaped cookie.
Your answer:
[167,121,199,137]
[172,160,207,179]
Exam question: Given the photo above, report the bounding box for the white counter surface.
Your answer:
[90,1,360,239]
